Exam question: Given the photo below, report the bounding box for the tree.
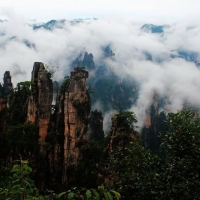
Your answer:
[60,76,70,93]
[114,111,137,135]
[106,110,200,199]
[105,141,162,200]
[0,159,40,200]
[8,81,36,125]
[0,160,120,200]
[7,123,39,160]
[108,111,139,152]
[160,110,200,199]
[88,110,104,142]
[141,111,169,153]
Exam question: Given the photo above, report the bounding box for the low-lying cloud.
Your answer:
[1,10,200,129]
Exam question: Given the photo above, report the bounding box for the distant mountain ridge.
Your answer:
[140,24,170,33]
[32,18,98,30]
[0,18,199,66]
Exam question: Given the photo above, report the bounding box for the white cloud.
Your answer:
[1,10,200,129]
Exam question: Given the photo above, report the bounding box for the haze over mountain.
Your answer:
[1,11,200,129]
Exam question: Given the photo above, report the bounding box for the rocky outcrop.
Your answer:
[145,91,159,128]
[0,63,91,189]
[27,62,53,144]
[52,67,90,185]
[142,91,168,152]
[63,67,90,183]
[0,97,6,112]
[0,97,7,133]
[0,71,13,111]
[0,71,13,133]
[0,82,7,112]
[3,71,13,97]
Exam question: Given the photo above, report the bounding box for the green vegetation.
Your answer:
[87,73,138,112]
[141,111,168,153]
[105,110,200,199]
[88,110,104,142]
[8,81,36,125]
[7,123,39,159]
[1,108,200,199]
[0,160,120,200]
[60,76,70,93]
[1,70,200,199]
[113,111,137,135]
[105,141,162,199]
[108,111,139,152]
[0,159,40,200]
[159,110,200,199]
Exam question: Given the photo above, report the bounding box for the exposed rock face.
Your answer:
[0,71,13,133]
[52,67,90,185]
[145,91,159,128]
[0,82,7,112]
[3,71,13,96]
[0,64,91,189]
[0,97,6,111]
[0,71,13,111]
[142,91,168,152]
[61,67,90,184]
[0,97,7,133]
[27,62,53,143]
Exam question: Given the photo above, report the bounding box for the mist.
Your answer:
[1,11,200,131]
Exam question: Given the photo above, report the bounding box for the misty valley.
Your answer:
[0,18,200,199]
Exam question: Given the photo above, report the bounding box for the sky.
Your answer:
[1,1,200,130]
[1,0,200,22]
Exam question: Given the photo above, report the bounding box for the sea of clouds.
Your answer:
[1,10,200,130]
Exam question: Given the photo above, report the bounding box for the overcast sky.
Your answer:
[1,0,200,22]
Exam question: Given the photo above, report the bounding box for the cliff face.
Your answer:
[0,71,13,111]
[142,91,169,152]
[145,91,159,128]
[0,98,6,112]
[27,62,53,143]
[0,71,13,132]
[3,71,13,97]
[0,97,7,133]
[64,68,90,163]
[0,64,91,188]
[61,67,90,183]
[50,67,90,185]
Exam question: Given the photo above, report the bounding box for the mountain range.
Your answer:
[0,17,200,131]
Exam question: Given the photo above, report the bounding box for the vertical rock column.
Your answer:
[0,71,13,133]
[145,91,159,128]
[62,67,90,184]
[3,71,13,97]
[27,62,53,145]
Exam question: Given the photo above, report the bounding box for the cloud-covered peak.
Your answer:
[31,18,98,30]
[140,24,170,33]
[1,11,200,128]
